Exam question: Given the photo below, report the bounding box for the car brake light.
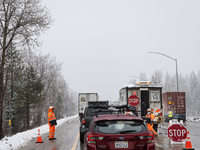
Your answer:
[139,134,154,143]
[126,111,130,115]
[82,118,85,124]
[87,135,104,144]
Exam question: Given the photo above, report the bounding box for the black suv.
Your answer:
[80,101,111,143]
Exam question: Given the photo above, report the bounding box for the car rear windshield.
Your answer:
[94,120,147,134]
[86,108,112,116]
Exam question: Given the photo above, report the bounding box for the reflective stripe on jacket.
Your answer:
[48,108,56,124]
[146,113,155,121]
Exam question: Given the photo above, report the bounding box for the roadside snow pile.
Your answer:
[0,115,78,150]
[186,116,200,122]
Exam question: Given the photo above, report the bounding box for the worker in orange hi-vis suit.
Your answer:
[48,106,57,140]
[146,108,157,136]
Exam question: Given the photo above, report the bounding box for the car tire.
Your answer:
[80,132,84,143]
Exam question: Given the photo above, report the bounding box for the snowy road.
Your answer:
[77,128,191,150]
[18,117,79,150]
[77,120,200,150]
[18,119,200,150]
[1,115,199,150]
[154,122,200,150]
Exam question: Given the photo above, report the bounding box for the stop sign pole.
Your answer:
[168,124,187,142]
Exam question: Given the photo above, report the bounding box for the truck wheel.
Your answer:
[80,132,84,143]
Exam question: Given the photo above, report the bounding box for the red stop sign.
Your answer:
[128,95,139,106]
[168,124,187,142]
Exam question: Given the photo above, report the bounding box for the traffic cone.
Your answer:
[183,131,194,150]
[35,129,44,143]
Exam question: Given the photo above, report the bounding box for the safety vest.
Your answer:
[168,111,173,117]
[48,112,56,123]
[146,113,155,121]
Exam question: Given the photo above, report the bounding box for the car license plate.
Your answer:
[115,141,128,148]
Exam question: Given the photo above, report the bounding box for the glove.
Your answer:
[50,120,57,126]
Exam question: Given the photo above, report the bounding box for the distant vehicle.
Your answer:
[162,92,186,122]
[84,114,156,150]
[80,101,110,143]
[78,93,98,119]
[119,81,163,132]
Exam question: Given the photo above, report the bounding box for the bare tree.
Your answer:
[163,72,176,92]
[139,72,148,81]
[0,0,53,138]
[151,70,163,85]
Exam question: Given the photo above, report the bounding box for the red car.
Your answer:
[84,114,155,150]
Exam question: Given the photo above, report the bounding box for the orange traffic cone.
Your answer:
[35,129,44,143]
[183,131,194,150]
[167,122,170,129]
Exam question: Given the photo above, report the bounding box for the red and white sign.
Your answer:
[128,95,139,106]
[168,124,187,142]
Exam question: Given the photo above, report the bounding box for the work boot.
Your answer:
[49,138,54,140]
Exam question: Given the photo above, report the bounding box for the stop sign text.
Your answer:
[128,95,139,106]
[168,124,187,142]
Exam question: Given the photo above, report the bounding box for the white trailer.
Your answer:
[119,81,163,131]
[78,93,98,115]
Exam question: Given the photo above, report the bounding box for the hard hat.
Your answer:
[49,106,54,109]
[147,108,152,112]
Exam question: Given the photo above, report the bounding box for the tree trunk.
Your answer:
[27,102,29,130]
[0,81,3,139]
[0,47,6,139]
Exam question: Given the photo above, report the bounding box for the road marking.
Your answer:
[71,132,80,150]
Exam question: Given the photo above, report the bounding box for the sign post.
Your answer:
[168,123,187,144]
[128,95,139,106]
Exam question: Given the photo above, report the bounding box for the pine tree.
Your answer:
[0,0,53,138]
[13,66,44,130]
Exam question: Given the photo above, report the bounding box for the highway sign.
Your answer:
[168,124,187,142]
[128,95,139,106]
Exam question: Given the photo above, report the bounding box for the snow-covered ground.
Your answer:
[0,115,78,150]
[186,116,200,122]
[0,115,199,150]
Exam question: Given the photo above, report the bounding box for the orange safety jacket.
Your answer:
[48,108,56,126]
[146,113,157,135]
[146,113,155,121]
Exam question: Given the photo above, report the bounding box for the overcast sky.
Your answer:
[40,0,200,101]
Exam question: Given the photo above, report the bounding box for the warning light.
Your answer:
[133,92,137,95]
[137,81,152,85]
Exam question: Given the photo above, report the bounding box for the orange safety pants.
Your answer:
[49,124,55,139]
[147,123,157,136]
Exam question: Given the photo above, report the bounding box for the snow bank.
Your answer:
[0,115,78,150]
[186,116,200,122]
